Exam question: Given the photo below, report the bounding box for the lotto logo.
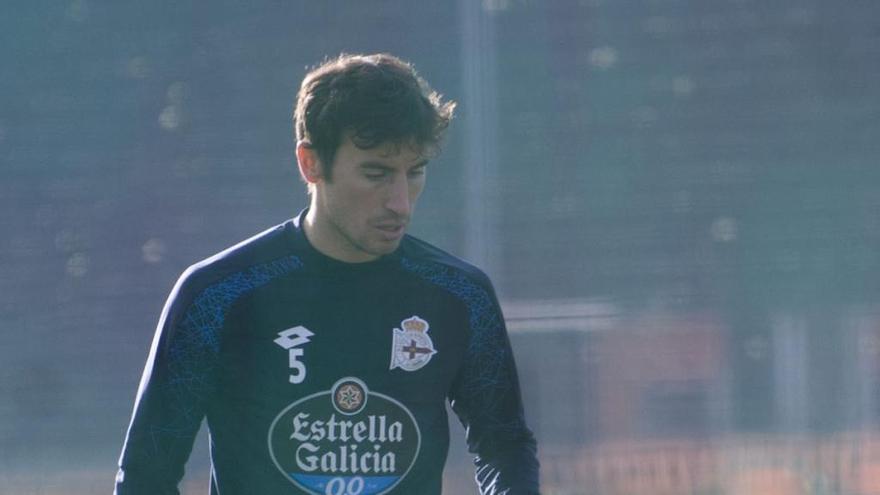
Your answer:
[275,325,314,384]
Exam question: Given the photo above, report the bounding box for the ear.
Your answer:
[296,142,323,185]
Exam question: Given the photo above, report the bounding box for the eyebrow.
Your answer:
[359,160,429,171]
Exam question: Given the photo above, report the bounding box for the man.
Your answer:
[116,53,539,495]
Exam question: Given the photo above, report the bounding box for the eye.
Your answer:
[408,167,427,178]
[364,170,388,180]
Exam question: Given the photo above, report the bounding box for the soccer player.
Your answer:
[115,53,539,495]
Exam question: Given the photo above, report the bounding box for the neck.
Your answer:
[302,205,379,264]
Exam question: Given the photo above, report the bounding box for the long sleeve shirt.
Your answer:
[116,211,539,494]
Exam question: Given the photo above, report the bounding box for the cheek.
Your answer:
[332,183,372,210]
[325,187,366,226]
[409,180,425,203]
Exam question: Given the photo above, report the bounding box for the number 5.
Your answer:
[274,326,314,384]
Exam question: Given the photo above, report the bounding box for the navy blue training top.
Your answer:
[116,211,539,495]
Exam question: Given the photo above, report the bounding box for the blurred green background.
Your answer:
[2,1,879,493]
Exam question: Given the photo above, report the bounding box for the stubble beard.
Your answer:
[329,214,398,261]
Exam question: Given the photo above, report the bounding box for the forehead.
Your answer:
[337,135,427,166]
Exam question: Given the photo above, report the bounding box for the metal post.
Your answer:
[459,0,500,282]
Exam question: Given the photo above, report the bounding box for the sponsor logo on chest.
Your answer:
[268,377,420,495]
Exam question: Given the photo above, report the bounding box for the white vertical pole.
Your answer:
[459,0,500,282]
[845,307,877,428]
[772,312,810,432]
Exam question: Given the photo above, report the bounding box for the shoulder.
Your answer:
[396,235,495,296]
[171,221,304,305]
[397,236,507,338]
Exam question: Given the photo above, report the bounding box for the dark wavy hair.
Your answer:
[294,53,456,180]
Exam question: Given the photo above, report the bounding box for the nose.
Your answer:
[384,174,411,218]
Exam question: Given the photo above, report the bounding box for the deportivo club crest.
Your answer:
[389,316,437,372]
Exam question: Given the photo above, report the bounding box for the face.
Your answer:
[299,135,428,263]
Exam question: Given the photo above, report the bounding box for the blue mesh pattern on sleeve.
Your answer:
[117,254,306,492]
[161,255,304,433]
[398,257,521,433]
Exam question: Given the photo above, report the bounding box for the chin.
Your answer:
[368,241,401,256]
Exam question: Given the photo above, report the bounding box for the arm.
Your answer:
[115,271,219,495]
[448,277,540,495]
